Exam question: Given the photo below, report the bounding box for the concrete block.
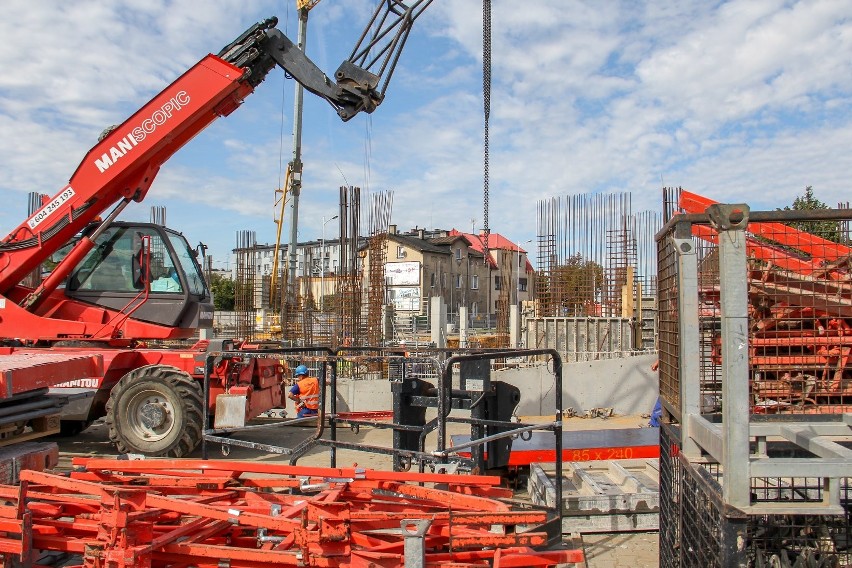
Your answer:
[0,442,59,485]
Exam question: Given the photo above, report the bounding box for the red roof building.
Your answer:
[449,229,535,274]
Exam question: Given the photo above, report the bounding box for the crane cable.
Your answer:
[482,0,492,265]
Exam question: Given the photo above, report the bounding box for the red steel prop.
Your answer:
[0,459,582,567]
[680,190,852,413]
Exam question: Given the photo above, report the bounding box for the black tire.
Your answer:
[105,365,203,458]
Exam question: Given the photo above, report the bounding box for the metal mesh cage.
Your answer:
[657,203,852,415]
[742,212,852,414]
[658,194,852,566]
[658,423,681,568]
[656,225,680,411]
[661,425,852,566]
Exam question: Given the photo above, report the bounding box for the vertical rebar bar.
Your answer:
[234,230,257,341]
[366,190,393,346]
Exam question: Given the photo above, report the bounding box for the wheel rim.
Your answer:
[125,388,177,442]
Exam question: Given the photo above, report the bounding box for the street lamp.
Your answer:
[320,214,338,311]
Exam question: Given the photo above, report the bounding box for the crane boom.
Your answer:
[0,8,431,342]
[0,5,435,458]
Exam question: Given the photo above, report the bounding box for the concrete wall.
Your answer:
[523,317,639,362]
[493,352,658,416]
[328,352,658,418]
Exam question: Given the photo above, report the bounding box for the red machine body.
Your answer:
[0,7,430,455]
[0,20,301,455]
[0,55,248,343]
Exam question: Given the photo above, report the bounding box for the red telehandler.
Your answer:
[0,2,432,457]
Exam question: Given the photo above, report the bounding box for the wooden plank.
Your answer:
[0,414,62,448]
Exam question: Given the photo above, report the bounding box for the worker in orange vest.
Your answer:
[288,365,320,418]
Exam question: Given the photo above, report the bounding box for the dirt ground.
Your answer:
[51,415,661,567]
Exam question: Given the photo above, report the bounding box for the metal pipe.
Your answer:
[433,421,556,456]
[402,519,431,568]
[0,406,65,426]
[0,397,64,418]
[329,357,337,467]
[201,353,212,459]
[286,7,308,307]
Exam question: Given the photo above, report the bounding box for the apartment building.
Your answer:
[231,227,533,318]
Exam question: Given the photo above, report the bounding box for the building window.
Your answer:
[494,276,502,290]
[455,248,462,261]
[519,278,528,292]
[471,302,478,315]
[397,245,406,259]
[471,275,479,290]
[455,274,462,288]
[430,272,436,287]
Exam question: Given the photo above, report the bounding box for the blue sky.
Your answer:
[1,1,852,268]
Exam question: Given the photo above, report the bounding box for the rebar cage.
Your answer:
[657,198,852,567]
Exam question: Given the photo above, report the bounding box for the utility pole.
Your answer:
[286,5,310,307]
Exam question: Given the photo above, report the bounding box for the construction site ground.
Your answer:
[51,414,659,568]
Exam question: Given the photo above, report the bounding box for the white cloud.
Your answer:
[1,0,851,263]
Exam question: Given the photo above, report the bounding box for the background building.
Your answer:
[223,226,536,341]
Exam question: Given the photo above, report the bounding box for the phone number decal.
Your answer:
[27,186,76,230]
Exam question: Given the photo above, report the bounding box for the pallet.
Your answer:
[528,459,659,534]
[0,413,62,448]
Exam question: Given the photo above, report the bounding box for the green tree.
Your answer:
[783,186,842,243]
[545,253,605,316]
[209,273,235,310]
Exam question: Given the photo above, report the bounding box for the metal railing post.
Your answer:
[709,204,752,509]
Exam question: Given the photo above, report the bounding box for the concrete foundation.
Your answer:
[331,352,659,417]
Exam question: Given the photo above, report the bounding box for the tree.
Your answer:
[209,273,235,310]
[782,186,842,243]
[545,253,605,316]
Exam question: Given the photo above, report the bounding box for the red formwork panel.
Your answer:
[0,351,102,398]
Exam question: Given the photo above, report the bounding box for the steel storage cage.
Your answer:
[656,195,852,567]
